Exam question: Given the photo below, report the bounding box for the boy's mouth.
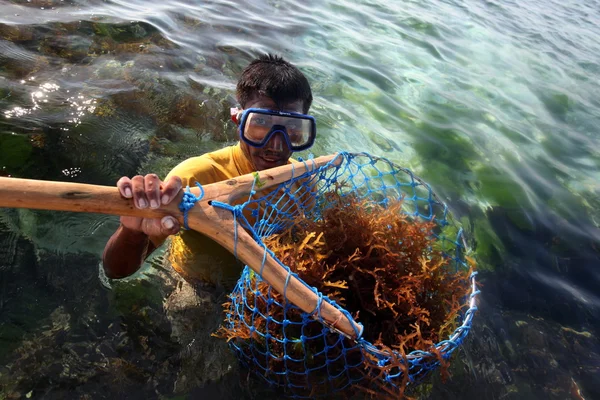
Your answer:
[255,154,285,170]
[261,155,281,162]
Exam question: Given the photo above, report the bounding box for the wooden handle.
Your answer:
[0,152,363,338]
[0,176,175,219]
[201,153,341,203]
[0,154,341,217]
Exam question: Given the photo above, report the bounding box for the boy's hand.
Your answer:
[116,174,182,237]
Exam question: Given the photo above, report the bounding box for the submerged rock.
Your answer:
[425,294,599,399]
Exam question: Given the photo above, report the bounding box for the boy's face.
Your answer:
[239,94,305,171]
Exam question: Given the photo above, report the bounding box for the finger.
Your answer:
[131,175,147,209]
[141,217,179,237]
[144,174,161,209]
[160,216,180,235]
[117,177,133,198]
[160,176,183,205]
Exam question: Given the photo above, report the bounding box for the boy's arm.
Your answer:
[101,173,183,279]
[102,226,162,279]
[101,156,217,279]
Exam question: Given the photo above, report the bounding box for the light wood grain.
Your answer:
[0,153,363,339]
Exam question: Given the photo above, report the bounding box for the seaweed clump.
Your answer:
[217,192,473,398]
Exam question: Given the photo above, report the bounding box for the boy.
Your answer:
[101,54,316,393]
[103,53,314,284]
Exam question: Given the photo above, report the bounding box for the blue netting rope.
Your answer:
[178,182,205,230]
[179,152,479,398]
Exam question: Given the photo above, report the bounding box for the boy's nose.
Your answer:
[265,131,288,152]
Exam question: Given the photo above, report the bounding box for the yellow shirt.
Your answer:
[164,142,312,288]
[164,143,255,287]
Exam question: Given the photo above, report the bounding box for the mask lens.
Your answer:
[242,111,315,150]
[244,113,273,143]
[284,118,312,147]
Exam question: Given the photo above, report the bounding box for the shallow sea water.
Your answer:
[0,0,599,398]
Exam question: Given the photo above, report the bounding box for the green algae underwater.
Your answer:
[1,0,599,398]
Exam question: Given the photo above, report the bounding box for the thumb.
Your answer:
[159,216,181,236]
[141,217,180,237]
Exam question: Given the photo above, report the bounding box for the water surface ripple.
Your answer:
[0,0,599,398]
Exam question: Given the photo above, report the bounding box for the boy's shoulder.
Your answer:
[177,146,231,168]
[166,145,237,185]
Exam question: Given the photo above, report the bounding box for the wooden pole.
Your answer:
[0,153,362,339]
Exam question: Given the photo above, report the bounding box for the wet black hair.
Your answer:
[236,54,313,114]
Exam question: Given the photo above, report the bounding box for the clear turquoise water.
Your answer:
[0,0,599,398]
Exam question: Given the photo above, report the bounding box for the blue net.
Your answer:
[209,152,479,398]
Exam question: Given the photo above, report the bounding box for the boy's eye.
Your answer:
[249,114,272,127]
